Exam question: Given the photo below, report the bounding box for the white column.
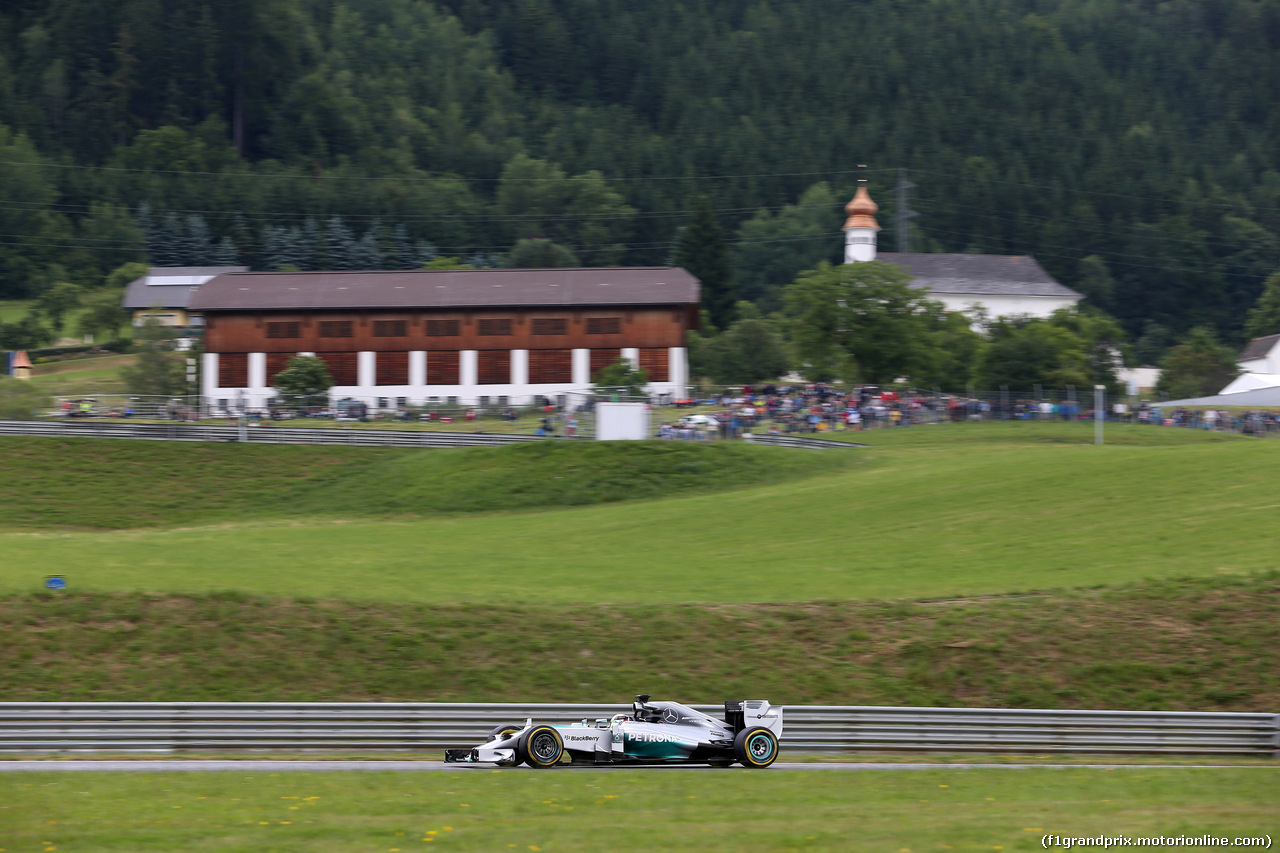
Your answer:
[460,350,478,403]
[512,348,528,386]
[248,352,266,390]
[621,347,640,368]
[572,348,590,385]
[409,351,426,387]
[202,352,219,397]
[669,346,688,397]
[357,351,376,389]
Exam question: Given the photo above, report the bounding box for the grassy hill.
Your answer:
[2,422,1275,713]
[2,574,1275,710]
[0,424,1272,605]
[0,437,857,528]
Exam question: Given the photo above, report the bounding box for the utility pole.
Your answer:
[894,168,918,253]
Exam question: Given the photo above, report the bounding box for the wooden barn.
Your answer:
[190,267,700,411]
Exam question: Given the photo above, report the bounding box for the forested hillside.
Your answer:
[2,0,1280,344]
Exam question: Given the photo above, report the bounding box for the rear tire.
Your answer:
[519,725,564,769]
[733,727,778,768]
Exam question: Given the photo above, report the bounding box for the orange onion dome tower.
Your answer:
[843,185,880,262]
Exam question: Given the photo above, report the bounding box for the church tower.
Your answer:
[843,185,880,263]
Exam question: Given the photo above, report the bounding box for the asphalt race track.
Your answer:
[0,761,1266,772]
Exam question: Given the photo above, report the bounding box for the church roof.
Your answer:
[1239,333,1280,361]
[876,253,1082,299]
[843,186,881,230]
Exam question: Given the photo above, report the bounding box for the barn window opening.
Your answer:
[318,320,354,338]
[586,317,621,335]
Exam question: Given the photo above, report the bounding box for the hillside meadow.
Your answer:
[0,424,1272,605]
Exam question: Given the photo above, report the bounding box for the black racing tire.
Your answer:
[489,724,524,765]
[519,725,564,769]
[733,727,779,768]
[488,723,523,741]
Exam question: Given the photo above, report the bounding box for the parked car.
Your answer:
[676,414,719,428]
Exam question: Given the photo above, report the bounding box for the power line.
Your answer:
[0,159,898,184]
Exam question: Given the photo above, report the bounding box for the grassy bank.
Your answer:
[2,575,1275,710]
[2,425,1275,604]
[0,438,857,529]
[2,768,1274,852]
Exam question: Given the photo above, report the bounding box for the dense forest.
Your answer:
[2,0,1280,349]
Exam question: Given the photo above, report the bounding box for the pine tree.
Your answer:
[181,214,214,265]
[324,216,359,269]
[152,212,184,267]
[1243,271,1280,340]
[212,236,239,266]
[675,197,737,329]
[301,219,322,270]
[353,221,382,269]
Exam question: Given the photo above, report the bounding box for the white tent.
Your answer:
[1157,384,1280,408]
[1218,372,1280,395]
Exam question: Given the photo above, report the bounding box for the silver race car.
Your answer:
[444,695,783,768]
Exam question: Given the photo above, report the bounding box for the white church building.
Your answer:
[842,186,1082,319]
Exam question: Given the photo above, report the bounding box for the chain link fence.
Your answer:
[24,384,1280,441]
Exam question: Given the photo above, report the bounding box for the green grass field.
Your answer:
[0,299,34,324]
[1,425,1273,605]
[1,768,1274,852]
[2,422,1276,848]
[2,424,1277,710]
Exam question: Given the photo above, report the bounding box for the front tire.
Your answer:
[488,723,522,741]
[733,727,779,768]
[489,724,523,765]
[519,725,564,769]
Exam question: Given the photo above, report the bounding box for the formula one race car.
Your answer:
[444,695,783,768]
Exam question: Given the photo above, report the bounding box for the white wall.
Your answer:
[925,292,1079,321]
[203,347,688,411]
[595,402,651,440]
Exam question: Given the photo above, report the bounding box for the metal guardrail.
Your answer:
[744,434,865,449]
[0,703,1273,756]
[0,420,543,448]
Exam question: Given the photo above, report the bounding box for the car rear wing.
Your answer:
[724,700,783,736]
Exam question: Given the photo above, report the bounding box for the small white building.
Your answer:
[1219,333,1280,394]
[842,186,1082,319]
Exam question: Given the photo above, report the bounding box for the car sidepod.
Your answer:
[617,721,699,761]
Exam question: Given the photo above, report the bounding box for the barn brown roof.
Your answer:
[190,268,700,311]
